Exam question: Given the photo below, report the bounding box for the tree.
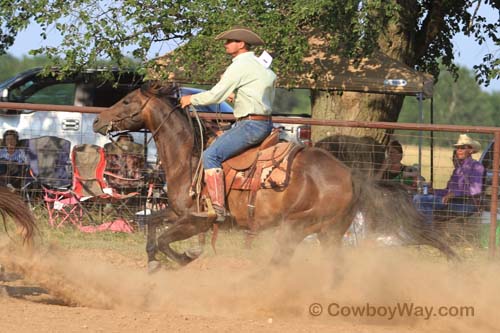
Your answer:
[399,66,499,126]
[311,0,500,142]
[0,1,498,142]
[0,54,52,81]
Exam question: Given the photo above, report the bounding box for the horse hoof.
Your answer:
[147,260,161,274]
[185,246,204,260]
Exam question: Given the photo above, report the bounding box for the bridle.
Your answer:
[105,89,178,145]
[104,85,206,201]
[139,86,206,201]
[105,93,152,138]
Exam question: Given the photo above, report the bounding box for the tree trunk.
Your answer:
[311,91,404,143]
[311,0,419,144]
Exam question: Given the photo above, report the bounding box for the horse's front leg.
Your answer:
[144,207,178,273]
[157,215,213,266]
[146,222,160,273]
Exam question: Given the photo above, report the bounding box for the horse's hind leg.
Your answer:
[317,218,352,287]
[269,221,310,267]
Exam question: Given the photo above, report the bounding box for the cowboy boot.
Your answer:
[204,168,226,222]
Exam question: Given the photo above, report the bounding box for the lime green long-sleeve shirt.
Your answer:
[190,52,276,119]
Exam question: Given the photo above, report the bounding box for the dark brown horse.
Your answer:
[0,186,37,246]
[93,82,456,268]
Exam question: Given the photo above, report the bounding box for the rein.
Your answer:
[139,88,206,201]
[146,105,176,145]
[140,87,184,145]
[188,105,206,207]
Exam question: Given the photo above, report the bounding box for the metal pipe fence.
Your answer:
[0,102,498,256]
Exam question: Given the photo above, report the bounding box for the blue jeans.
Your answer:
[203,119,273,169]
[413,194,478,223]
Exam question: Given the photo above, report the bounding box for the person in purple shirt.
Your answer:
[413,134,485,223]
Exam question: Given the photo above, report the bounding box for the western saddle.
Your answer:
[218,129,304,229]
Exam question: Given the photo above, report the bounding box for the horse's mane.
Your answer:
[140,80,178,98]
[140,81,215,155]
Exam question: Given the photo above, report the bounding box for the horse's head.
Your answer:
[93,81,178,135]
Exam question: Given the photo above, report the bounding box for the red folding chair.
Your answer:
[43,188,84,228]
[43,144,140,228]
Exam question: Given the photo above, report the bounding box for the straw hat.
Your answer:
[215,26,264,46]
[453,134,481,153]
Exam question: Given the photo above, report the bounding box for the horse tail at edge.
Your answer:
[0,186,37,246]
[349,171,458,260]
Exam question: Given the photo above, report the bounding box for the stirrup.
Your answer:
[189,209,228,223]
[190,206,218,223]
[206,197,226,223]
[213,205,226,223]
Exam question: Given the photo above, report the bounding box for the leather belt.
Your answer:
[237,114,272,121]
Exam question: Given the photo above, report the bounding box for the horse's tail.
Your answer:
[350,171,458,260]
[0,186,37,245]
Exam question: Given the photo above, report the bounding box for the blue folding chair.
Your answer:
[23,136,72,206]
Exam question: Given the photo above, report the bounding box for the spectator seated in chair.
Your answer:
[413,134,484,223]
[0,130,28,190]
[376,140,419,190]
[103,133,145,190]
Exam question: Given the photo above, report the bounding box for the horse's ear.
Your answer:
[141,80,162,95]
[158,83,176,96]
[140,81,151,94]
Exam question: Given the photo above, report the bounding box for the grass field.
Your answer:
[4,201,489,265]
[5,204,279,268]
[0,142,491,266]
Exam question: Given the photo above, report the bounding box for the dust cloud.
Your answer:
[1,233,499,333]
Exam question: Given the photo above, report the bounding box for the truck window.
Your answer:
[24,83,76,105]
[93,84,133,107]
[9,81,76,106]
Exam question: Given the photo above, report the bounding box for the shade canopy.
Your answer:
[154,37,433,98]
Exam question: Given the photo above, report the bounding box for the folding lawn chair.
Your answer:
[71,144,139,225]
[20,136,72,215]
[25,136,72,188]
[23,136,75,226]
[103,139,146,193]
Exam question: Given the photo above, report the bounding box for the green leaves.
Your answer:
[0,0,497,88]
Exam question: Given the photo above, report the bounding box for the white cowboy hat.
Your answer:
[453,134,481,153]
[215,26,264,46]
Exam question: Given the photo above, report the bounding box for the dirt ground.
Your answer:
[1,235,499,333]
